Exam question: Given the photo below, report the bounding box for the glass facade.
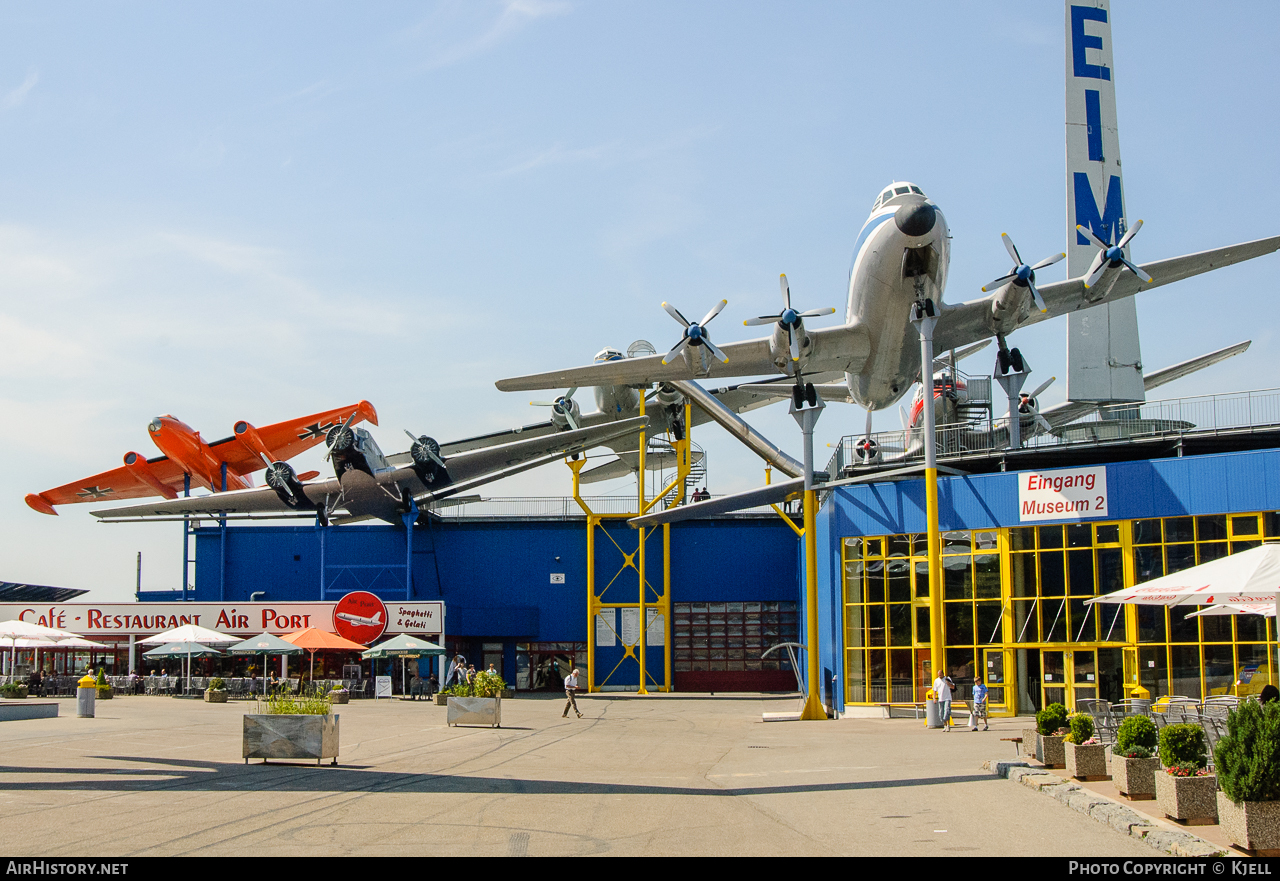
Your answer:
[842,512,1280,714]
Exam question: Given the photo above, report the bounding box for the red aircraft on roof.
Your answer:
[25,401,378,515]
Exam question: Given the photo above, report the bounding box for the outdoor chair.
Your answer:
[1114,698,1152,718]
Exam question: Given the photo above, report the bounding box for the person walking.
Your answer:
[969,680,988,731]
[932,671,953,731]
[563,667,583,718]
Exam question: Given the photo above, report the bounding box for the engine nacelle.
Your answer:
[548,397,581,432]
[233,420,272,464]
[264,461,310,510]
[407,435,448,486]
[654,383,684,408]
[123,451,180,500]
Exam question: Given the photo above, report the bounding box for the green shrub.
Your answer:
[95,668,107,687]
[445,672,507,699]
[1159,723,1208,769]
[208,677,225,691]
[1117,715,1159,752]
[1066,713,1095,745]
[1215,700,1280,803]
[1116,745,1153,759]
[0,682,24,697]
[1036,703,1068,736]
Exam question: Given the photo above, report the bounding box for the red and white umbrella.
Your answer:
[1187,604,1276,619]
[1085,544,1280,612]
[0,620,79,679]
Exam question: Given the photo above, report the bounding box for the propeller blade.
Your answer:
[565,411,580,431]
[565,387,579,399]
[698,298,728,327]
[404,429,419,442]
[661,338,690,365]
[1121,258,1154,284]
[981,274,1015,293]
[798,307,836,318]
[1083,252,1108,289]
[744,315,779,327]
[1116,218,1143,249]
[1001,233,1022,266]
[1031,252,1066,271]
[1026,279,1047,313]
[779,274,791,311]
[1026,376,1057,400]
[662,302,691,327]
[788,327,800,362]
[1076,224,1110,250]
[1035,414,1052,433]
[702,338,730,364]
[530,401,555,407]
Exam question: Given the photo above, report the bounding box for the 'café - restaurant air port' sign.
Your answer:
[1017,465,1109,522]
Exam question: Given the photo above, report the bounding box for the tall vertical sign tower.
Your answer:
[1065,1,1145,403]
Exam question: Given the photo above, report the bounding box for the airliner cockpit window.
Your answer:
[909,186,924,195]
[894,186,910,196]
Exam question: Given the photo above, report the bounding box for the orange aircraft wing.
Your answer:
[208,400,380,476]
[26,456,190,514]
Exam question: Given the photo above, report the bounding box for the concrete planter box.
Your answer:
[447,696,501,728]
[1022,728,1040,760]
[329,692,350,705]
[1064,742,1109,781]
[1217,792,1280,854]
[96,687,113,700]
[1110,755,1160,800]
[243,714,339,765]
[1155,771,1218,824]
[1037,733,1066,769]
[0,700,57,721]
[1,686,29,700]
[204,689,228,703]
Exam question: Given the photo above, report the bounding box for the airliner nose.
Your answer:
[895,201,936,237]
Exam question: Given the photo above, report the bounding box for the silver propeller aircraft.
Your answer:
[91,412,650,525]
[437,341,838,485]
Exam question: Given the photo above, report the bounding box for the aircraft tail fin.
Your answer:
[1064,0,1144,403]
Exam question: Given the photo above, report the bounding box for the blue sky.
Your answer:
[2,1,1277,599]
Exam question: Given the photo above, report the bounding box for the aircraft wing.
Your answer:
[27,457,192,513]
[204,400,379,473]
[934,235,1280,353]
[91,418,648,521]
[495,323,870,392]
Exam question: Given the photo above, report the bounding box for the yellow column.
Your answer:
[798,487,825,720]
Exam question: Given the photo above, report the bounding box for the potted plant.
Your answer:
[1213,701,1280,851]
[1153,722,1216,824]
[204,676,228,703]
[1063,712,1108,780]
[243,687,339,766]
[329,685,349,705]
[1034,703,1068,768]
[446,672,505,728]
[95,667,113,700]
[1111,715,1160,800]
[0,681,28,700]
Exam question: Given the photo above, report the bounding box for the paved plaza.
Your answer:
[1,694,1159,857]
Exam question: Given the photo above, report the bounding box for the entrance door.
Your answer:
[1040,649,1099,709]
[983,649,1008,711]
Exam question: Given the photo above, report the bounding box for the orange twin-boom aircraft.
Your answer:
[25,401,378,515]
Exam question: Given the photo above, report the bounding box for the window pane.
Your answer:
[1265,512,1280,538]
[945,602,974,645]
[1010,527,1035,551]
[889,604,912,646]
[888,534,913,556]
[1201,610,1233,643]
[1011,553,1036,599]
[1204,644,1235,696]
[1038,526,1064,549]
[867,605,886,647]
[1197,515,1227,542]
[1138,606,1166,643]
[914,561,929,598]
[1067,523,1092,548]
[1068,598,1095,642]
[944,558,973,599]
[867,650,887,702]
[1232,539,1262,555]
[1097,600,1127,642]
[1166,543,1196,575]
[1237,644,1273,698]
[1139,646,1168,699]
[1096,523,1120,544]
[887,557,912,602]
[1097,548,1123,595]
[948,648,975,701]
[915,606,930,646]
[975,602,1002,645]
[1169,606,1199,643]
[1232,515,1260,537]
[1039,551,1065,596]
[1164,517,1194,543]
[845,606,865,648]
[1238,612,1270,643]
[889,648,913,703]
[1170,645,1202,699]
[1135,545,1164,582]
[1068,549,1095,596]
[1199,542,1228,565]
[942,530,971,554]
[1012,600,1038,643]
[974,554,1000,599]
[1132,519,1162,544]
[1043,599,1068,643]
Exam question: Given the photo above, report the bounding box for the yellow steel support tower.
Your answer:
[573,397,691,694]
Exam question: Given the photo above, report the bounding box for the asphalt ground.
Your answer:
[0,693,1158,858]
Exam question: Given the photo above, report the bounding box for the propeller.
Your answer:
[1018,376,1057,433]
[324,410,359,461]
[743,274,836,362]
[1077,220,1153,289]
[530,387,581,430]
[981,234,1066,313]
[661,299,729,367]
[404,430,445,469]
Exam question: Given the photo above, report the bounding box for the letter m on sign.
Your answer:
[1074,172,1125,246]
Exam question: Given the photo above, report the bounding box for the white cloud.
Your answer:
[408,0,570,71]
[3,69,38,109]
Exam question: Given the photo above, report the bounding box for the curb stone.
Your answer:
[983,758,1226,857]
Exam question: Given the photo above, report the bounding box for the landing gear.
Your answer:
[791,381,817,409]
[995,334,1024,375]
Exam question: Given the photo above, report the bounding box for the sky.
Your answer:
[1,1,1277,601]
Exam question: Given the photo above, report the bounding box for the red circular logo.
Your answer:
[332,591,388,644]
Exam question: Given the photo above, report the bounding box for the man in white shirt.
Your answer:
[563,667,583,719]
[932,673,953,732]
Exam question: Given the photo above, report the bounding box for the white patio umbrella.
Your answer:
[1187,604,1276,619]
[140,624,237,694]
[1085,544,1280,617]
[0,620,79,680]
